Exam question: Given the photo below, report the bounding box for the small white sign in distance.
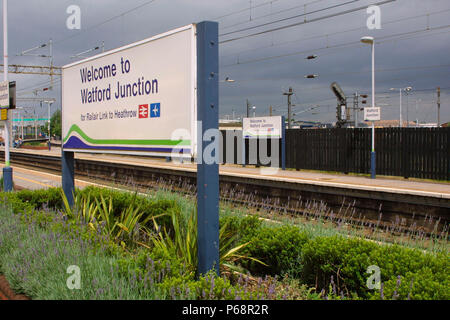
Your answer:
[243,116,282,139]
[364,107,381,121]
[62,24,197,157]
[0,81,9,109]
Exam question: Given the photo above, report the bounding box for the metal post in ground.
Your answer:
[2,0,12,192]
[61,150,74,207]
[370,42,376,179]
[196,21,219,276]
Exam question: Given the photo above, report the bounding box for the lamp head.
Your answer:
[360,36,374,44]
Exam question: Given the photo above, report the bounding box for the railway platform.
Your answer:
[2,146,449,200]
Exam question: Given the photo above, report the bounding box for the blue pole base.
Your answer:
[3,167,13,192]
[370,151,376,179]
[62,151,75,208]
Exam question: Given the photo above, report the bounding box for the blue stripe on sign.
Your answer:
[63,135,190,153]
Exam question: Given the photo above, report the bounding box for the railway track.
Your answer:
[1,150,449,235]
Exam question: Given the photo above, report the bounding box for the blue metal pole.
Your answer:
[3,166,12,191]
[196,21,219,276]
[371,151,376,179]
[281,116,286,171]
[61,150,75,207]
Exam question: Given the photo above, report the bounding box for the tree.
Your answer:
[41,110,62,138]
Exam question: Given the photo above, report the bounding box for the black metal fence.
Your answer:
[221,128,450,181]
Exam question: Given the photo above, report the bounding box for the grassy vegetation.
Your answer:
[21,141,47,147]
[0,186,448,300]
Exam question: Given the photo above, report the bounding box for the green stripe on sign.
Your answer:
[63,124,191,146]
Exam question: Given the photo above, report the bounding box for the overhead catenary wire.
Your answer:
[219,0,396,44]
[220,0,331,30]
[220,23,450,68]
[53,0,159,46]
[311,63,450,78]
[220,7,450,59]
[17,76,61,93]
[220,0,361,37]
[9,1,159,66]
[17,79,62,97]
[212,0,285,21]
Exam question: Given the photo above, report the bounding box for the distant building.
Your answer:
[219,120,241,130]
[360,120,424,128]
[417,123,438,128]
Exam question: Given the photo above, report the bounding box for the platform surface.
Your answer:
[1,146,449,199]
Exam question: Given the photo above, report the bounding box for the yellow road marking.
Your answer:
[14,176,54,188]
[2,164,146,195]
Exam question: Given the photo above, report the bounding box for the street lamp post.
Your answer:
[361,36,376,179]
[15,107,25,141]
[399,89,402,127]
[405,87,411,127]
[390,87,411,127]
[415,98,421,127]
[45,100,53,141]
[2,0,13,191]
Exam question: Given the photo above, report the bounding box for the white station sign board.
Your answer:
[243,116,283,139]
[0,81,9,109]
[62,25,197,157]
[364,107,381,121]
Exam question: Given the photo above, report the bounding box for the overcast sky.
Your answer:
[2,0,449,124]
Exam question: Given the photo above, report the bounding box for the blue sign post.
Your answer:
[61,21,220,277]
[62,150,75,207]
[196,21,220,276]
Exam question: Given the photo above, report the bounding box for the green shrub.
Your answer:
[300,235,376,296]
[219,214,262,241]
[300,235,450,299]
[237,215,263,238]
[0,192,33,213]
[240,224,310,277]
[188,272,240,300]
[0,188,64,214]
[116,246,193,282]
[369,269,449,300]
[16,188,64,210]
